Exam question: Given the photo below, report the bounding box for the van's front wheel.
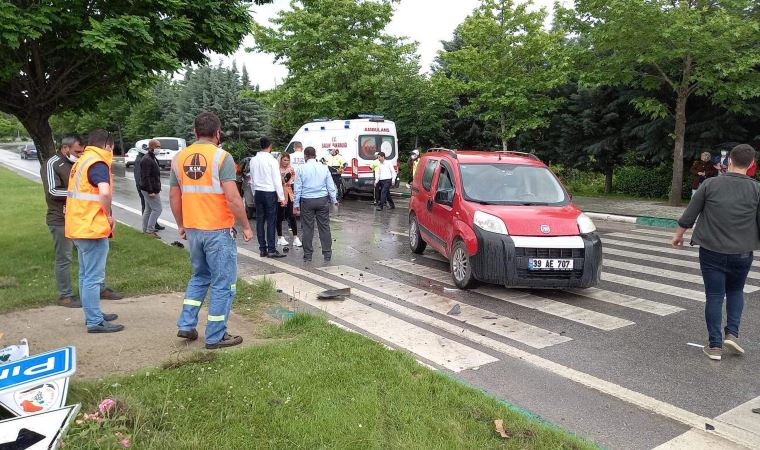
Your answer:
[451,240,476,289]
[409,214,426,254]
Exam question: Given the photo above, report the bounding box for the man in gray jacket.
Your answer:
[672,144,760,361]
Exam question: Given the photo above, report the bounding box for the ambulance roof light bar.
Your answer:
[358,113,385,122]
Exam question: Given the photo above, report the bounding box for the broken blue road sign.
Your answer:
[0,347,75,394]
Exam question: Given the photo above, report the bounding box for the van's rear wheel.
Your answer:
[451,240,476,289]
[409,214,426,254]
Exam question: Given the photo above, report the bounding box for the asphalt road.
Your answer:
[3,148,759,450]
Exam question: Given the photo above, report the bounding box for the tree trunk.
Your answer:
[116,123,125,156]
[18,114,55,161]
[669,91,688,206]
[500,117,508,152]
[604,166,613,194]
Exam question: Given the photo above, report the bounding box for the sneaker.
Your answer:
[155,224,166,231]
[177,329,198,341]
[144,231,160,239]
[87,322,124,333]
[58,296,81,308]
[724,335,745,355]
[205,332,243,349]
[103,313,118,322]
[277,236,289,246]
[100,288,124,300]
[293,236,302,247]
[269,250,286,258]
[703,345,722,361]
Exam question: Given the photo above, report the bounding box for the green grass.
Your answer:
[67,315,595,450]
[0,166,191,312]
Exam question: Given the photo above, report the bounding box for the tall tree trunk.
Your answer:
[18,113,55,162]
[116,123,125,156]
[604,166,613,194]
[669,91,688,206]
[500,117,508,151]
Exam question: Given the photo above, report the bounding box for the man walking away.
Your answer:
[250,137,287,258]
[134,144,147,213]
[65,129,123,333]
[42,134,84,307]
[672,144,760,361]
[374,152,396,211]
[140,139,163,238]
[170,112,254,349]
[293,146,338,262]
[290,141,306,169]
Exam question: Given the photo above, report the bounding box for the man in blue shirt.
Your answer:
[293,146,338,262]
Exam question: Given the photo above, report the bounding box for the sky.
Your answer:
[210,0,559,91]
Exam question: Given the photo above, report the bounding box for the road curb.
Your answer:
[585,212,678,229]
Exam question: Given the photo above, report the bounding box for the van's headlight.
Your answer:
[577,213,596,234]
[473,211,508,235]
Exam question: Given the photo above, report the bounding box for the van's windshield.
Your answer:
[157,139,180,151]
[459,163,567,205]
[359,135,395,160]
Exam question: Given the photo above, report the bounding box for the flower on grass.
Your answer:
[121,438,130,447]
[98,398,117,414]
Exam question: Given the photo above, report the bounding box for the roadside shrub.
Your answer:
[223,139,253,162]
[550,165,606,196]
[614,165,672,198]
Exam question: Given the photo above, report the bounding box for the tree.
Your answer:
[250,0,425,149]
[565,0,760,205]
[0,0,271,160]
[440,0,569,151]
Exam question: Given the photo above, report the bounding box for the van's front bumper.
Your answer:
[470,230,602,289]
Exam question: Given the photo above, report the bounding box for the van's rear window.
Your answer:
[359,135,395,160]
[157,139,179,150]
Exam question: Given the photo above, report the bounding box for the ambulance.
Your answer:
[284,115,399,196]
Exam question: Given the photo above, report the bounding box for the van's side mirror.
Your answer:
[435,189,453,206]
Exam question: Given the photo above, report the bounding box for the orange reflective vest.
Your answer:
[172,143,235,230]
[65,146,113,239]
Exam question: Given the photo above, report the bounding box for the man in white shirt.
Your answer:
[290,141,306,169]
[375,151,396,211]
[249,137,287,258]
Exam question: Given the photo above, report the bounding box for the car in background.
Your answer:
[19,143,37,160]
[408,149,601,289]
[125,148,138,167]
[154,137,187,169]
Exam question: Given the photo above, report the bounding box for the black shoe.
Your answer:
[177,329,198,341]
[103,313,118,322]
[100,288,124,300]
[205,332,243,349]
[260,251,268,258]
[87,322,124,333]
[303,256,312,262]
[269,250,286,258]
[389,205,396,210]
[324,257,331,262]
[155,224,166,231]
[376,207,383,211]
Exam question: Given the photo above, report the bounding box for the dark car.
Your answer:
[19,144,37,160]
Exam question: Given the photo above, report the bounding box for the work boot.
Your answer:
[58,296,81,308]
[177,329,199,341]
[144,231,160,239]
[724,334,745,355]
[87,322,125,333]
[205,332,243,350]
[103,313,118,322]
[703,345,722,361]
[101,288,124,300]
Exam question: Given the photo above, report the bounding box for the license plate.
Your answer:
[528,258,573,270]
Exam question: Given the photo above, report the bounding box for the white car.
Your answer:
[125,148,138,167]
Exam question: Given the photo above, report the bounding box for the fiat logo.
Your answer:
[540,225,550,234]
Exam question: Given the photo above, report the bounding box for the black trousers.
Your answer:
[277,199,298,237]
[377,179,394,209]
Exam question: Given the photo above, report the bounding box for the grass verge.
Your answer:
[0,166,191,312]
[67,315,595,449]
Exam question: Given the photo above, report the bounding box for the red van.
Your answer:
[408,149,602,289]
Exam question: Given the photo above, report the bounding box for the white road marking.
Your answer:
[378,259,634,331]
[604,259,758,293]
[608,233,760,264]
[565,288,683,316]
[604,246,760,282]
[654,395,760,449]
[270,272,497,372]
[321,265,572,349]
[602,273,705,301]
[630,228,690,239]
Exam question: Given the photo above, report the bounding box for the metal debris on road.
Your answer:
[447,304,461,316]
[317,288,351,300]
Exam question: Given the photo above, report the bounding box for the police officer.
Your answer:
[170,112,253,349]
